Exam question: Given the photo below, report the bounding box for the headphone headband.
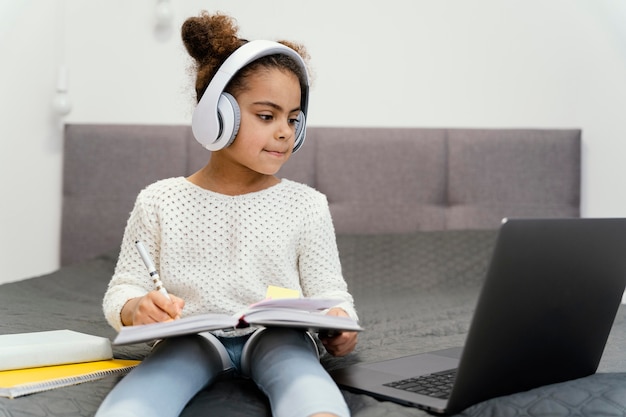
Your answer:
[192,40,309,152]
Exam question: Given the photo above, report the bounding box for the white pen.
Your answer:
[135,240,171,300]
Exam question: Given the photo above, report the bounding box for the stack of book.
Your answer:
[0,330,139,398]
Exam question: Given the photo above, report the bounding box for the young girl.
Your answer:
[96,11,358,417]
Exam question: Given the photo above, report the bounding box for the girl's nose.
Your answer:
[277,119,292,140]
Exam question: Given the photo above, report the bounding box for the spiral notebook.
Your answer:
[0,359,140,398]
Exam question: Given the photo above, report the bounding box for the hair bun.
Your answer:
[181,12,241,64]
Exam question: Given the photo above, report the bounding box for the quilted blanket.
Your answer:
[1,230,624,416]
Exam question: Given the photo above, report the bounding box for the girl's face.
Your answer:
[221,67,302,176]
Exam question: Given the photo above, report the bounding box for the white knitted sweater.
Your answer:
[103,177,357,332]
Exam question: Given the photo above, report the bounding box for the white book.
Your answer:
[0,330,113,371]
[114,298,363,345]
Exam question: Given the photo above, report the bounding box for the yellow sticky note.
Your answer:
[265,285,300,299]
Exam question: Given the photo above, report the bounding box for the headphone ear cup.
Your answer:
[292,111,306,153]
[210,92,241,151]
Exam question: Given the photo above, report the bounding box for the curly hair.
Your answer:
[181,12,310,103]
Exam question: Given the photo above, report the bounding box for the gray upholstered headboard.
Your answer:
[61,125,581,265]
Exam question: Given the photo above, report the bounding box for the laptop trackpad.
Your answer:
[361,347,462,379]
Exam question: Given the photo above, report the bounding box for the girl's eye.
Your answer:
[259,114,273,121]
[288,117,299,125]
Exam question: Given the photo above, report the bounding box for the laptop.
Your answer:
[331,218,626,414]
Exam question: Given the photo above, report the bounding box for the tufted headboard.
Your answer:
[61,125,581,265]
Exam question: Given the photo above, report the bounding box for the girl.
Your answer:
[96,11,358,417]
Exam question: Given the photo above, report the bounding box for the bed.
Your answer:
[2,124,625,417]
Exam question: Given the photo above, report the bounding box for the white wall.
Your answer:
[2,0,626,284]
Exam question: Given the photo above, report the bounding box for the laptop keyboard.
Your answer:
[383,369,457,399]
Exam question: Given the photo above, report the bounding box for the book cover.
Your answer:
[0,330,113,371]
[0,359,140,399]
[114,298,363,345]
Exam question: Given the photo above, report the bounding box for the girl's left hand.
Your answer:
[320,308,358,356]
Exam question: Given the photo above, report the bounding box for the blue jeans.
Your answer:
[95,328,349,417]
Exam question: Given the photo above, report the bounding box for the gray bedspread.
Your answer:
[1,230,625,416]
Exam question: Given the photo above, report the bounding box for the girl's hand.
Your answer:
[320,307,358,357]
[121,291,184,326]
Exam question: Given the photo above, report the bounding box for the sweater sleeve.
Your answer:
[297,192,358,321]
[102,189,162,331]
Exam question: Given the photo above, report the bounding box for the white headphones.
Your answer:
[191,40,309,153]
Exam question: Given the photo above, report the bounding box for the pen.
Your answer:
[135,240,171,300]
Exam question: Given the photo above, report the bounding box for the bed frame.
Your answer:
[61,125,581,265]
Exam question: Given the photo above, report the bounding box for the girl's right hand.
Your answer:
[121,291,184,326]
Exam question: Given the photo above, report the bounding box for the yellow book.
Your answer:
[0,359,140,399]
